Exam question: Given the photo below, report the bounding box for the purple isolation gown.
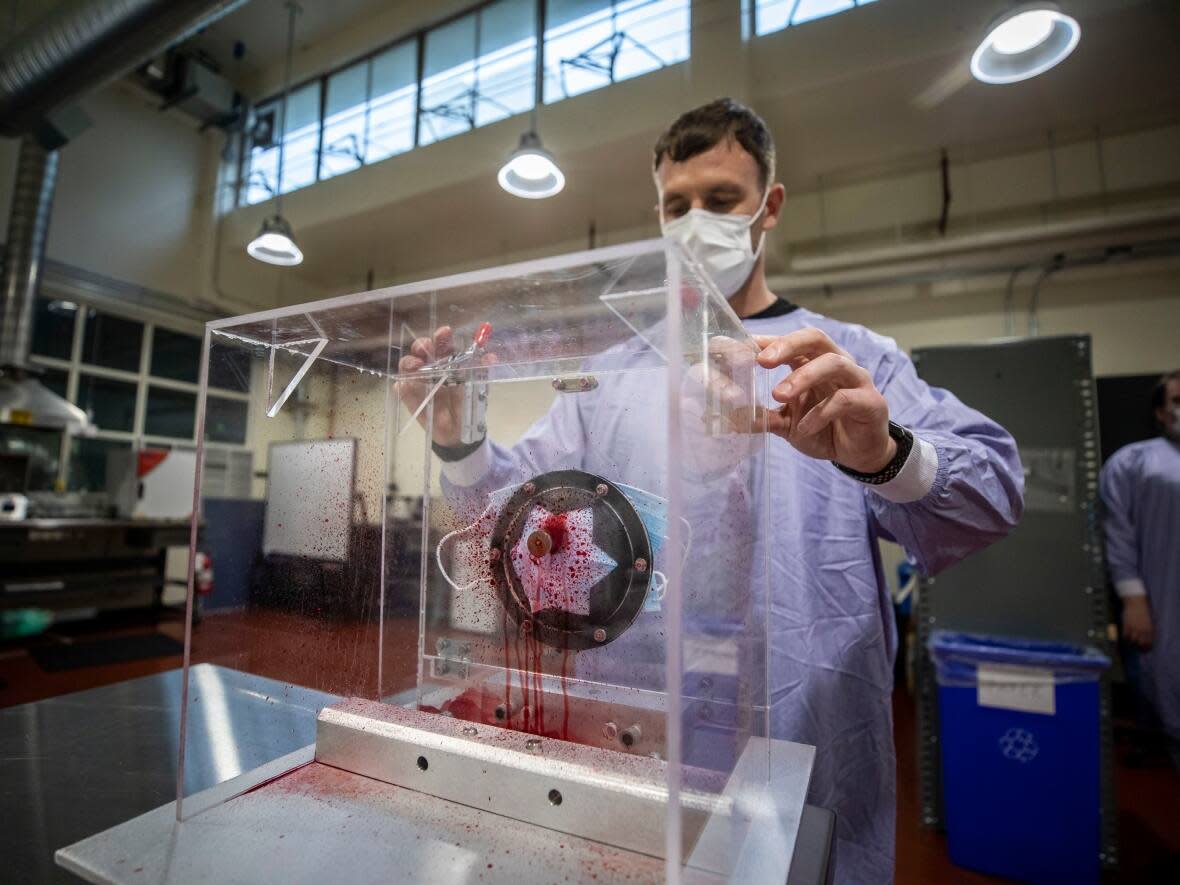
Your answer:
[438,305,1024,884]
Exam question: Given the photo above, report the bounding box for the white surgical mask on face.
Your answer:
[660,189,770,298]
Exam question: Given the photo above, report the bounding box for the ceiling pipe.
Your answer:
[0,0,250,143]
[768,205,1180,294]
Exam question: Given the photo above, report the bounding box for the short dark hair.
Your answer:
[653,98,776,189]
[1152,369,1180,410]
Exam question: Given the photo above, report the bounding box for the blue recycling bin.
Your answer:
[929,631,1109,885]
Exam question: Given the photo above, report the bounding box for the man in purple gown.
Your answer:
[401,99,1024,883]
[1100,369,1180,770]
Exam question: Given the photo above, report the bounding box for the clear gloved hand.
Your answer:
[397,325,496,447]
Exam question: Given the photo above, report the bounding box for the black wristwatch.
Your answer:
[432,437,486,462]
[833,421,914,485]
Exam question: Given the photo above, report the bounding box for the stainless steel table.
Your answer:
[1,665,833,884]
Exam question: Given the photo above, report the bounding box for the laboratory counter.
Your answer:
[1,666,834,884]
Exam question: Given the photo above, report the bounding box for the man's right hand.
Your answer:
[396,326,469,447]
[1122,595,1155,650]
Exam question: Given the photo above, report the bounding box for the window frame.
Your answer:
[26,296,252,490]
[749,0,877,38]
[238,0,690,206]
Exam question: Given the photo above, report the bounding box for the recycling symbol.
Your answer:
[999,727,1039,763]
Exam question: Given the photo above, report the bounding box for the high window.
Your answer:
[240,0,691,205]
[752,0,877,36]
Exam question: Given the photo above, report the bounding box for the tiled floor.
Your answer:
[2,607,1178,883]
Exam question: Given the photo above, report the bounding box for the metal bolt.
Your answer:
[602,721,618,740]
[593,628,607,642]
[620,725,642,748]
[527,529,553,557]
[461,725,478,736]
[523,482,535,495]
[634,558,648,573]
[525,738,542,753]
[595,483,608,496]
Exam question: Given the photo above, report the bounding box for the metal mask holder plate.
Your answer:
[489,469,652,652]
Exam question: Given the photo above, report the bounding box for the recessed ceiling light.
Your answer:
[971,3,1080,85]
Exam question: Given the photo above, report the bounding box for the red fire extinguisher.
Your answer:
[194,551,214,597]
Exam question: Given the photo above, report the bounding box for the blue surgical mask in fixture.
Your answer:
[437,479,688,615]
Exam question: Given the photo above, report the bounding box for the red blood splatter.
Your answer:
[540,512,567,552]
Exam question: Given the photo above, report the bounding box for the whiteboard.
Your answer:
[263,438,356,561]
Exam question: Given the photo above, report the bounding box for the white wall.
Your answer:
[0,81,276,316]
[794,259,1180,376]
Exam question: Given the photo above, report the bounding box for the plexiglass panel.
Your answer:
[182,239,771,880]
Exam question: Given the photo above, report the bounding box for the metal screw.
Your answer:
[593,628,607,642]
[602,721,618,740]
[523,482,535,495]
[525,738,542,753]
[461,725,478,736]
[595,483,608,496]
[620,725,642,748]
[634,558,648,573]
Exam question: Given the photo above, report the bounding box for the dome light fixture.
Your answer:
[247,1,304,266]
[971,3,1081,85]
[498,131,565,199]
[246,214,304,266]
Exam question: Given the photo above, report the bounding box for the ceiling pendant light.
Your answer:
[247,1,304,265]
[497,35,564,200]
[971,3,1081,85]
[246,214,304,265]
[498,130,565,199]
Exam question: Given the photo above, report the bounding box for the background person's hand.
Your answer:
[1121,595,1155,650]
[395,326,469,447]
[753,327,896,473]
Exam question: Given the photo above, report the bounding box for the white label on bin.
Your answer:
[977,664,1056,715]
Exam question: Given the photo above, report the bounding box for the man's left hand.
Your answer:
[753,328,896,473]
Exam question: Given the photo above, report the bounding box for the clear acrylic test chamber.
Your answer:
[180,239,789,880]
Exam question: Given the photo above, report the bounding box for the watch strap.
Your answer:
[834,422,914,485]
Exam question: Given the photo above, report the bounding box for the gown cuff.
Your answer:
[438,439,492,487]
[1115,577,1148,599]
[869,434,939,504]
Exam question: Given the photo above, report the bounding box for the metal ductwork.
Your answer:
[0,138,89,431]
[0,140,58,369]
[1,0,252,430]
[0,0,250,142]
